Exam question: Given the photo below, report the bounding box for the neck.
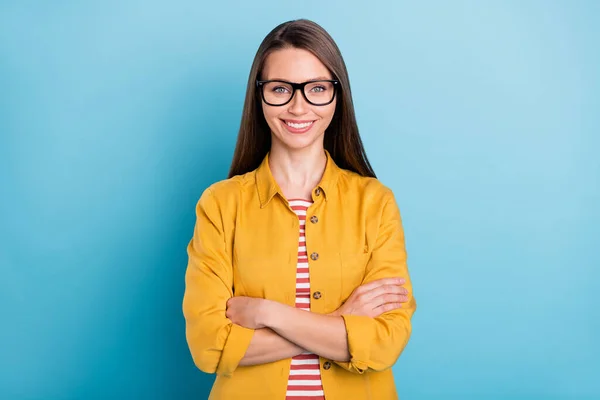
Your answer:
[268,142,327,200]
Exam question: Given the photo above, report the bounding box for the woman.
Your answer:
[183,19,416,400]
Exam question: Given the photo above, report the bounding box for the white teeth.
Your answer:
[286,121,313,129]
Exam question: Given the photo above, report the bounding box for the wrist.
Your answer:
[258,299,277,328]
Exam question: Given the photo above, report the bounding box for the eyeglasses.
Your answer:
[256,79,339,106]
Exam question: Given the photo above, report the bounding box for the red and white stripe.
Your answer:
[286,199,325,400]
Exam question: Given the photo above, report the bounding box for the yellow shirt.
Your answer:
[183,150,417,399]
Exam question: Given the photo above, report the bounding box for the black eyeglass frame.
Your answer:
[256,79,340,106]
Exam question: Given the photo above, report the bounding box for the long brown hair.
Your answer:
[228,19,376,179]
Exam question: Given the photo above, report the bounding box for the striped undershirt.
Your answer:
[285,199,325,400]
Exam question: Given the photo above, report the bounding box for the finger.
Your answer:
[371,293,408,308]
[359,284,407,303]
[372,302,403,316]
[356,277,406,293]
[380,284,409,296]
[393,286,409,295]
[226,297,240,310]
[367,284,409,296]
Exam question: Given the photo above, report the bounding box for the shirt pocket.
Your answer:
[233,253,295,304]
[339,251,371,302]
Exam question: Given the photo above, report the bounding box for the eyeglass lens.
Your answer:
[262,81,335,105]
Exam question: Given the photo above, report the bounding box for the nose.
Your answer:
[287,88,309,115]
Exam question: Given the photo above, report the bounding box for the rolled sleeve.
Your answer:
[182,188,255,377]
[338,314,373,373]
[336,190,417,373]
[217,324,255,375]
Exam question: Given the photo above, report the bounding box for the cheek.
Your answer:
[317,103,336,124]
[262,104,281,126]
[262,103,279,124]
[263,101,281,117]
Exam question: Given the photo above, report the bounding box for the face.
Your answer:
[260,47,337,152]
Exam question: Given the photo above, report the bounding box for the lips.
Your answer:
[281,119,316,134]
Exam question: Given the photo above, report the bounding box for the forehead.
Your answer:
[262,47,332,82]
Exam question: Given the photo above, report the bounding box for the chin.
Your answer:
[275,132,322,151]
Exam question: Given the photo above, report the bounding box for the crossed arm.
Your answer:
[238,327,304,367]
[182,188,416,376]
[232,277,408,366]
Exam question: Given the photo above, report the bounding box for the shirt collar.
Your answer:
[255,149,340,208]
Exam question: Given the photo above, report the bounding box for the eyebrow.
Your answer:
[266,76,332,82]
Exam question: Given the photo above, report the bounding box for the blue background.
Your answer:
[1,1,599,399]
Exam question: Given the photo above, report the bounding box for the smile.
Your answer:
[280,119,316,134]
[285,120,314,129]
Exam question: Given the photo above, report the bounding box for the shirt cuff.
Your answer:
[216,324,255,377]
[337,314,375,374]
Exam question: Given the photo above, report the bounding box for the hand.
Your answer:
[331,278,409,318]
[226,296,269,329]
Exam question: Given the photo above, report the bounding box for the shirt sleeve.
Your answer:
[335,190,417,374]
[182,187,255,377]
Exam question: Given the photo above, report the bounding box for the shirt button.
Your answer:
[323,361,331,370]
[313,291,322,300]
[310,252,319,261]
[310,215,318,224]
[315,188,322,196]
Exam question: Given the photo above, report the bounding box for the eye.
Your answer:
[272,86,290,94]
[310,85,327,93]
